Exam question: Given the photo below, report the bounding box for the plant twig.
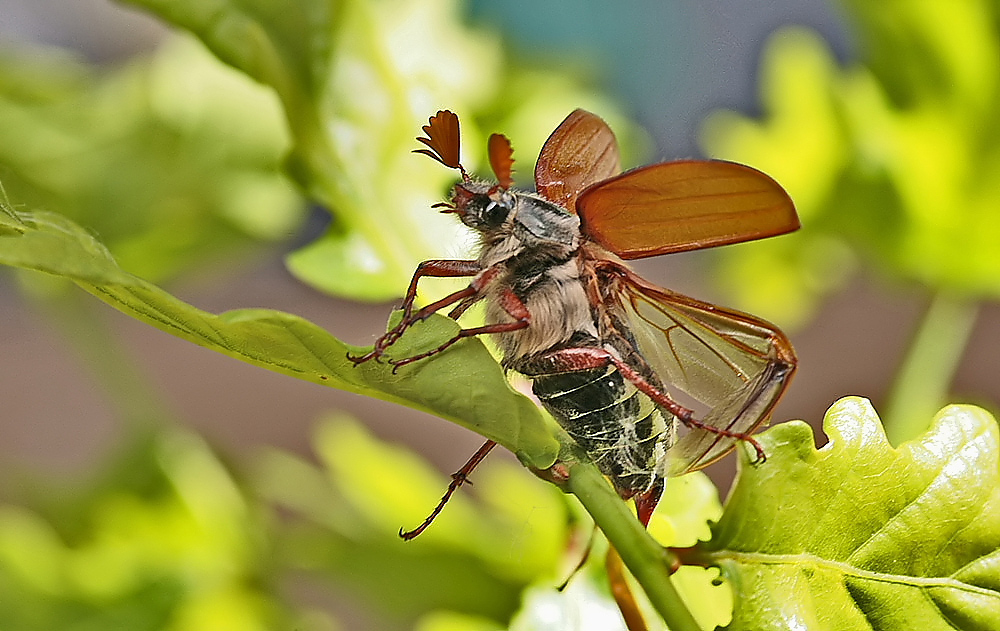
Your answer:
[566,458,702,631]
[883,291,978,444]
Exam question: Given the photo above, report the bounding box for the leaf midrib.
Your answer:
[710,550,1000,598]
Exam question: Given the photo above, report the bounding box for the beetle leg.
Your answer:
[399,440,497,540]
[387,282,530,371]
[446,292,480,319]
[348,259,480,364]
[348,286,477,364]
[399,259,482,318]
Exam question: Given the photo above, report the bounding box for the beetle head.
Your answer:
[416,110,517,234]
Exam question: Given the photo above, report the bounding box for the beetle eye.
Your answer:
[482,199,510,226]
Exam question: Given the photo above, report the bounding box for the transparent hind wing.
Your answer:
[617,272,796,475]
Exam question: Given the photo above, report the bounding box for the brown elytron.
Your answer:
[351,110,798,533]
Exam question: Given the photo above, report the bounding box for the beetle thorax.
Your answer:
[452,184,598,363]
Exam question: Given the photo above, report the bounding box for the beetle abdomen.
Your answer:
[529,363,673,496]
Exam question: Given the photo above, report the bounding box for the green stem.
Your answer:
[566,458,702,631]
[883,291,978,444]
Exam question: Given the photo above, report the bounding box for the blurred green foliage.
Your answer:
[703,0,1000,321]
[116,0,642,301]
[702,0,1000,439]
[257,414,569,627]
[0,429,291,631]
[0,37,301,284]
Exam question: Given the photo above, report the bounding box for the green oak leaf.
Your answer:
[0,203,557,469]
[699,397,1000,630]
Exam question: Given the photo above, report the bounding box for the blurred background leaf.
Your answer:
[256,413,570,629]
[703,15,1000,314]
[701,0,1000,439]
[0,427,301,631]
[119,0,641,301]
[0,35,301,284]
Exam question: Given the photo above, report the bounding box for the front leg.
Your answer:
[387,276,530,371]
[348,259,480,365]
[348,260,527,372]
[398,259,482,319]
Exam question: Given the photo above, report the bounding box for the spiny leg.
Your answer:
[399,440,497,540]
[387,283,530,371]
[348,259,481,364]
[400,259,482,318]
[348,286,478,364]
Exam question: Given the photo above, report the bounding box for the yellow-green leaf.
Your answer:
[702,397,1000,630]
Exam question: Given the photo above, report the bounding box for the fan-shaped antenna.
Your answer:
[487,133,515,190]
[414,110,469,181]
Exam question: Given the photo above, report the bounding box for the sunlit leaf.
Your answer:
[699,397,1000,630]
